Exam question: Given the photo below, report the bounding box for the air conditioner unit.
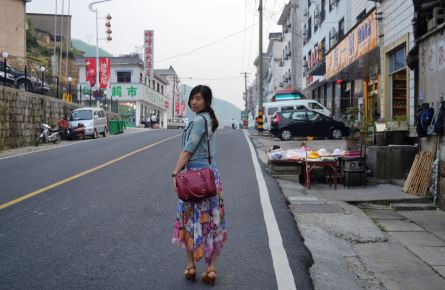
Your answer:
[330,0,339,8]
[279,60,284,67]
[303,8,309,17]
[303,58,308,68]
[287,18,291,28]
[279,82,283,87]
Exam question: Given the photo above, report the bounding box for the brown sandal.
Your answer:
[201,270,216,286]
[184,266,196,281]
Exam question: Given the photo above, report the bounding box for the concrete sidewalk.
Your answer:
[249,131,445,290]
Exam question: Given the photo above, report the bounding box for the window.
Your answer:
[281,106,294,111]
[389,45,406,73]
[292,111,307,121]
[314,11,318,32]
[308,17,312,40]
[356,9,366,23]
[282,112,292,119]
[117,71,131,83]
[338,18,345,39]
[308,0,311,8]
[161,85,164,94]
[157,83,160,92]
[321,0,326,22]
[309,102,324,110]
[152,80,155,88]
[268,107,279,115]
[307,111,322,121]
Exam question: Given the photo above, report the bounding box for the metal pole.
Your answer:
[242,72,250,128]
[258,0,264,132]
[172,76,175,120]
[56,76,59,98]
[59,0,65,82]
[24,65,28,91]
[54,0,58,57]
[79,84,82,104]
[65,0,70,85]
[41,71,45,95]
[89,88,92,106]
[3,58,6,87]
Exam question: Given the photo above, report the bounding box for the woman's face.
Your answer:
[190,92,206,113]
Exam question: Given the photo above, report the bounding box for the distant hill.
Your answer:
[186,98,242,127]
[72,39,113,57]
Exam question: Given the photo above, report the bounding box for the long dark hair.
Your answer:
[188,85,219,132]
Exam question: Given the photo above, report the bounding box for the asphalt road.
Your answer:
[0,128,313,289]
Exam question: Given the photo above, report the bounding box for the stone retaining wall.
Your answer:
[0,86,119,150]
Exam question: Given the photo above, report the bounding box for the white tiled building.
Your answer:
[75,55,169,128]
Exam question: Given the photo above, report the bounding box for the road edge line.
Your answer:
[0,134,180,210]
[243,130,297,290]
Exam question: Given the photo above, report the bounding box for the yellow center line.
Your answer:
[0,134,180,210]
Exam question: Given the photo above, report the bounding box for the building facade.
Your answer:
[155,66,186,120]
[265,32,283,98]
[76,55,169,128]
[0,0,31,66]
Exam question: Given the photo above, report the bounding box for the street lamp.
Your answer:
[2,51,8,87]
[40,66,46,95]
[67,76,72,98]
[88,0,112,107]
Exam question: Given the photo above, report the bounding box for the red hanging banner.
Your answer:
[85,58,96,87]
[99,57,111,89]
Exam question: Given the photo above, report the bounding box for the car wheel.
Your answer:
[102,127,107,137]
[279,129,292,141]
[17,80,31,91]
[93,129,98,139]
[331,128,343,140]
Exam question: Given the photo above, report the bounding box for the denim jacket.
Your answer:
[182,112,216,168]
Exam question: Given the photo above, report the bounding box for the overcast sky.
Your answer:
[27,0,286,109]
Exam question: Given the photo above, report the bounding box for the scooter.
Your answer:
[35,123,62,146]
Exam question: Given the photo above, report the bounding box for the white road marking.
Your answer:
[243,130,297,290]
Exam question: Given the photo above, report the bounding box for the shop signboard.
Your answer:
[107,83,168,110]
[144,30,154,80]
[325,9,377,80]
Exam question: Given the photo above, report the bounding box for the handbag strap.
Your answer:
[201,115,212,165]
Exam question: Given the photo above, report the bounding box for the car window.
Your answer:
[307,111,322,121]
[281,106,294,111]
[309,102,323,110]
[268,107,279,115]
[291,111,307,121]
[70,110,92,121]
[281,112,292,119]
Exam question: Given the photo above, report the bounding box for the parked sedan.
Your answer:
[269,109,350,141]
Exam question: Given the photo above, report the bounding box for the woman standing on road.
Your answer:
[172,85,227,286]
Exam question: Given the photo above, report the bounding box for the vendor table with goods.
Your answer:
[267,146,363,190]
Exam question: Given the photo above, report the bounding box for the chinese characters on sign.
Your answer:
[85,57,111,89]
[325,10,377,79]
[144,30,154,80]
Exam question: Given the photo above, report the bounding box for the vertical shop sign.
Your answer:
[144,30,154,79]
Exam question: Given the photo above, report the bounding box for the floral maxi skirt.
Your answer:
[172,168,227,265]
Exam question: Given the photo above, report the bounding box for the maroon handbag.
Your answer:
[176,117,217,202]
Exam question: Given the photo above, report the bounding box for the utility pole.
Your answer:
[241,72,250,128]
[172,75,176,120]
[258,0,264,132]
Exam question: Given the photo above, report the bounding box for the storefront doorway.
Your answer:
[118,101,136,127]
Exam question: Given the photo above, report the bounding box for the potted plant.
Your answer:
[345,106,360,149]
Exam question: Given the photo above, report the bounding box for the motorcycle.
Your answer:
[67,123,85,140]
[35,123,62,146]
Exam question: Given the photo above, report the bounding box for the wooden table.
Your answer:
[305,159,338,190]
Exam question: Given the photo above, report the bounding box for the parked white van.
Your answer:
[69,107,108,138]
[263,100,331,130]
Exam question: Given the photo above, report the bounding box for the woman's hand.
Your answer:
[172,176,178,193]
